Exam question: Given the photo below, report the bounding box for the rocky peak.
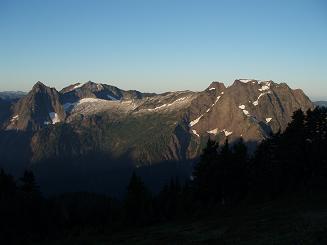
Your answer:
[2,79,314,149]
[32,81,47,89]
[188,79,314,149]
[5,82,65,131]
[60,83,83,94]
[0,79,316,187]
[83,81,104,91]
[206,81,226,91]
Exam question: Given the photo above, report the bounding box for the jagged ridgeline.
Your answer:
[0,80,313,195]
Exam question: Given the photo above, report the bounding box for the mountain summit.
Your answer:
[0,79,314,194]
[6,82,65,130]
[2,79,313,153]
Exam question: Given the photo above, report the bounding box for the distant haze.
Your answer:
[0,0,326,100]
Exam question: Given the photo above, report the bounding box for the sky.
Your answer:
[0,0,326,100]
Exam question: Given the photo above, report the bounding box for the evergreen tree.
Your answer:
[281,110,307,191]
[19,170,40,195]
[0,168,16,200]
[229,138,248,202]
[0,169,18,243]
[192,139,219,204]
[156,177,184,220]
[217,139,232,205]
[124,172,153,225]
[305,107,327,189]
[252,131,286,199]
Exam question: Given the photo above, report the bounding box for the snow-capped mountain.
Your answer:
[0,79,314,194]
[5,82,65,130]
[1,80,313,160]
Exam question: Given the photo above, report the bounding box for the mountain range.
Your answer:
[314,101,327,107]
[0,80,314,195]
[0,91,26,101]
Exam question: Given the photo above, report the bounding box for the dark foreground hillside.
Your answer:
[40,194,327,245]
[1,107,326,244]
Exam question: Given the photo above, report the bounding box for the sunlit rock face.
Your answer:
[1,79,314,166]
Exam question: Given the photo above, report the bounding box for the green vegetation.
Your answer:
[84,112,185,162]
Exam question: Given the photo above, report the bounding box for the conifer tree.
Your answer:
[0,168,16,200]
[124,172,152,225]
[230,138,248,201]
[19,170,40,195]
[192,139,219,203]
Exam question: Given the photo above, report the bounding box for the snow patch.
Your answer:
[78,98,104,104]
[155,104,168,110]
[65,98,109,112]
[259,85,270,91]
[209,87,216,91]
[266,118,272,123]
[49,112,60,124]
[215,96,221,103]
[238,105,250,116]
[239,79,252,83]
[192,129,200,137]
[253,92,271,106]
[174,97,186,103]
[206,95,221,113]
[189,95,221,127]
[72,83,84,90]
[146,97,189,112]
[243,110,249,116]
[222,129,233,137]
[207,128,218,135]
[221,92,224,95]
[189,115,203,127]
[148,103,169,111]
[258,81,271,92]
[10,115,19,122]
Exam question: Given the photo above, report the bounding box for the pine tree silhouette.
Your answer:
[193,139,219,204]
[124,172,153,225]
[230,138,248,202]
[19,170,40,195]
[0,168,16,200]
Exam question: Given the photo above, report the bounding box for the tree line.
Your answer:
[0,107,326,243]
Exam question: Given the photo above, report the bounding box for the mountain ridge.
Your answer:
[1,79,313,153]
[315,101,327,107]
[0,79,314,195]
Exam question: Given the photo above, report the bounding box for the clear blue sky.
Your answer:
[0,0,326,100]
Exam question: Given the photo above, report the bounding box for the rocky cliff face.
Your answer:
[188,80,313,147]
[0,79,315,195]
[5,82,65,131]
[0,79,314,167]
